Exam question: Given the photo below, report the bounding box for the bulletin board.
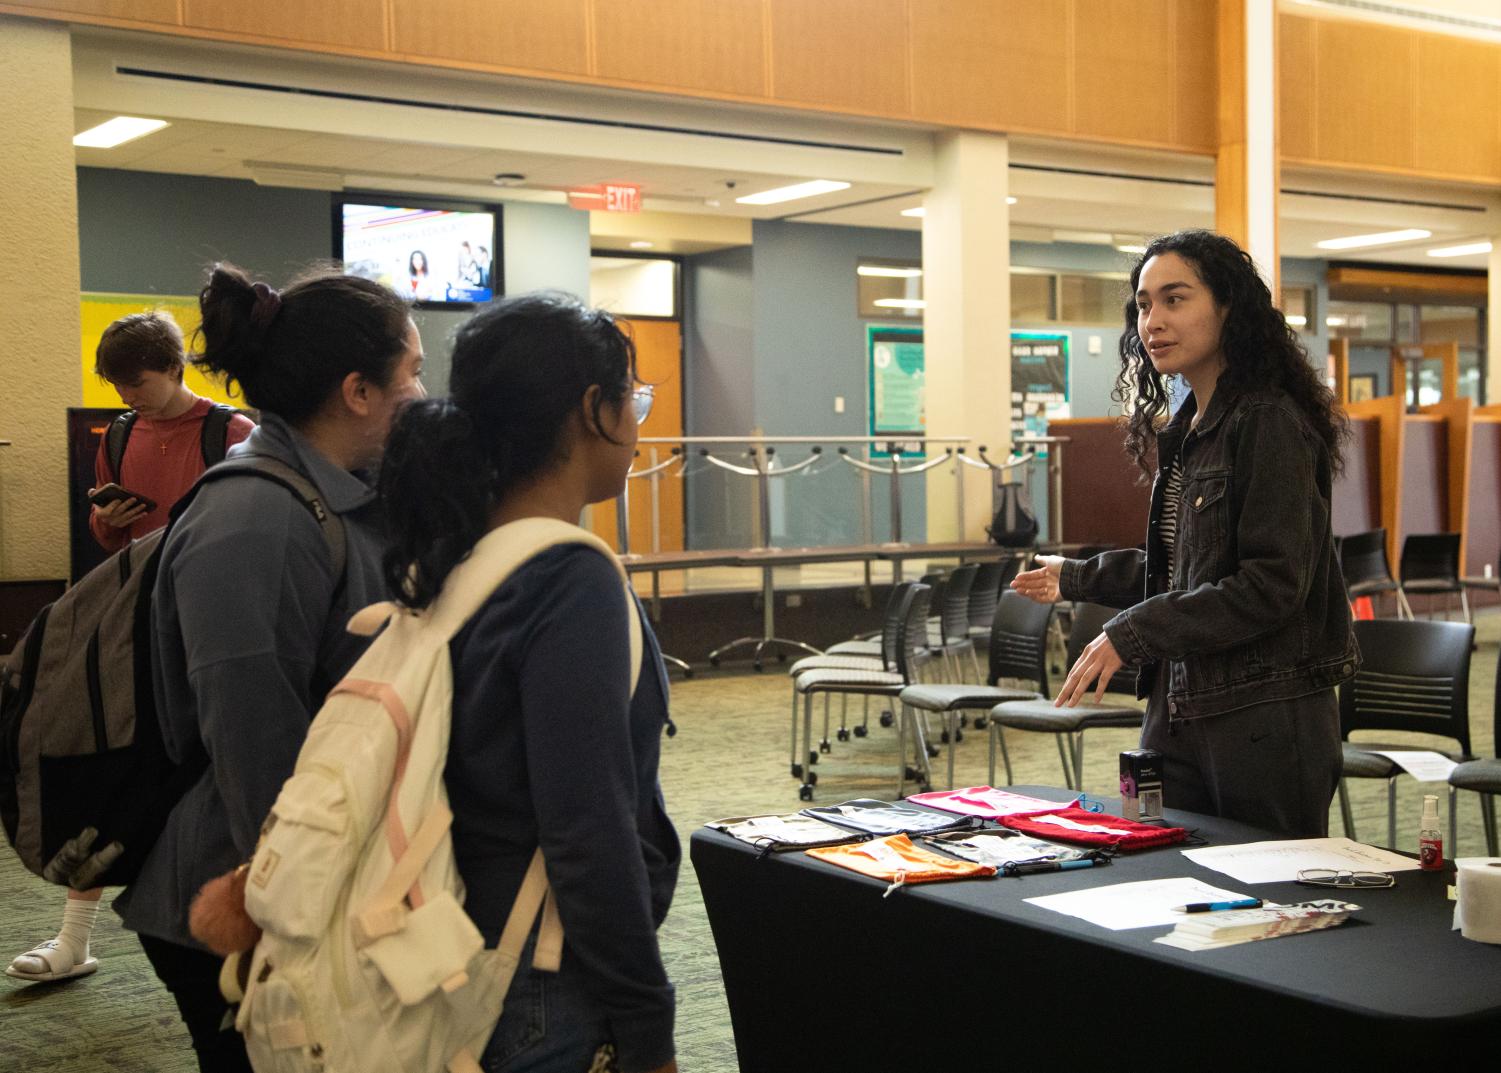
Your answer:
[80,293,240,408]
[867,325,925,457]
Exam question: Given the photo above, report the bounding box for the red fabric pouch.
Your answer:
[996,807,1187,851]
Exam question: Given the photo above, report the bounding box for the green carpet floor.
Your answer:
[4,613,1498,1072]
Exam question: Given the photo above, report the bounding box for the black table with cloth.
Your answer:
[691,786,1501,1071]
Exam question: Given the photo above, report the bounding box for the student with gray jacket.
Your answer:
[114,263,425,1072]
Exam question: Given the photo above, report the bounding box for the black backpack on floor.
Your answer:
[0,456,344,889]
[986,481,1039,548]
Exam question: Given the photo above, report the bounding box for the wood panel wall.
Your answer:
[2,0,1222,154]
[1280,10,1501,183]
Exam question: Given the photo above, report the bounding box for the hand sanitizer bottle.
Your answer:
[1419,794,1443,871]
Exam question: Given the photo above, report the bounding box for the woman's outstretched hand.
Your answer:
[1055,631,1125,708]
[1011,555,1065,604]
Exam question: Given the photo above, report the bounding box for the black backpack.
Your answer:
[986,480,1039,548]
[0,456,345,889]
[104,404,239,482]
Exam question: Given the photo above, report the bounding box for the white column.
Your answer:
[0,18,82,579]
[1243,0,1278,291]
[922,131,1011,543]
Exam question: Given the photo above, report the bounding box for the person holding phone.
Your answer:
[1011,231,1357,838]
[8,313,253,986]
[86,312,255,553]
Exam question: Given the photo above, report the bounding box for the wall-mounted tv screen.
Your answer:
[340,202,497,305]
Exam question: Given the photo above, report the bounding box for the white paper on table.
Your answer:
[1367,750,1458,782]
[1023,878,1252,931]
[1181,837,1421,885]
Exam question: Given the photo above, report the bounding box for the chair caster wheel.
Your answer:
[819,740,832,754]
[958,714,969,729]
[709,656,720,668]
[753,662,763,672]
[683,668,694,679]
[791,763,803,778]
[809,750,820,766]
[776,652,787,663]
[836,728,850,742]
[904,765,921,781]
[799,784,814,801]
[940,730,950,744]
[973,715,988,730]
[954,729,963,743]
[853,725,868,738]
[879,712,894,728]
[925,745,939,758]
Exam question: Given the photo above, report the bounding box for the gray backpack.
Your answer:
[0,456,344,888]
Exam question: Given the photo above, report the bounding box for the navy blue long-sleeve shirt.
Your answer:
[447,544,679,1072]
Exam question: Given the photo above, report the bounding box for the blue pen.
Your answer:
[1173,898,1263,913]
[1008,858,1102,876]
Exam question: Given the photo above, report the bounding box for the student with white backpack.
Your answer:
[375,292,679,1073]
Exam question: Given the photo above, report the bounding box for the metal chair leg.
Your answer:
[910,706,932,790]
[1386,777,1398,849]
[1449,785,1458,859]
[1460,589,1472,625]
[1484,793,1498,856]
[788,682,800,775]
[968,644,983,684]
[946,710,957,791]
[896,704,909,798]
[1338,779,1356,840]
[996,724,1014,785]
[1072,732,1086,793]
[1055,733,1075,791]
[800,692,816,799]
[1395,588,1414,620]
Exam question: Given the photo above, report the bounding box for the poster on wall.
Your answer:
[1010,331,1070,455]
[868,325,925,457]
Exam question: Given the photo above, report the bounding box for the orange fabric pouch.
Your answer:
[806,833,996,896]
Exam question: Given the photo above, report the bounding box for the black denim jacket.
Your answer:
[1059,386,1359,721]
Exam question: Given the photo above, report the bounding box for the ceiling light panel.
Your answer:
[1427,241,1492,258]
[1315,229,1432,250]
[734,180,851,205]
[858,266,923,278]
[73,116,169,148]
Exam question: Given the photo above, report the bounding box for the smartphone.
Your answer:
[88,483,158,513]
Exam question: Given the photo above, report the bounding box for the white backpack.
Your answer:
[233,519,642,1073]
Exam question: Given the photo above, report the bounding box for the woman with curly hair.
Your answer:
[1013,230,1358,836]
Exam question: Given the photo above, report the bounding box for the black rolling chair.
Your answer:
[1339,528,1412,619]
[1338,618,1476,850]
[1448,645,1501,856]
[1399,532,1469,623]
[927,563,980,681]
[792,584,932,801]
[986,603,1143,791]
[785,582,916,763]
[899,587,1050,791]
[964,559,1015,681]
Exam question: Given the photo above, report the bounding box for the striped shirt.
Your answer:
[1160,455,1185,586]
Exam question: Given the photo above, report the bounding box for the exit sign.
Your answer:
[568,182,642,213]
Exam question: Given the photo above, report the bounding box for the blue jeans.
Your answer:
[483,937,612,1073]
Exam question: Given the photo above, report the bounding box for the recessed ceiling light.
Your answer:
[735,180,851,205]
[1116,244,1148,254]
[901,207,925,218]
[1286,314,1308,327]
[873,298,926,310]
[1315,228,1431,251]
[1006,196,1018,205]
[1427,241,1492,258]
[629,240,654,249]
[73,116,169,149]
[858,265,923,278]
[1326,315,1348,327]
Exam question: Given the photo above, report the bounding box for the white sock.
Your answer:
[55,897,100,964]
